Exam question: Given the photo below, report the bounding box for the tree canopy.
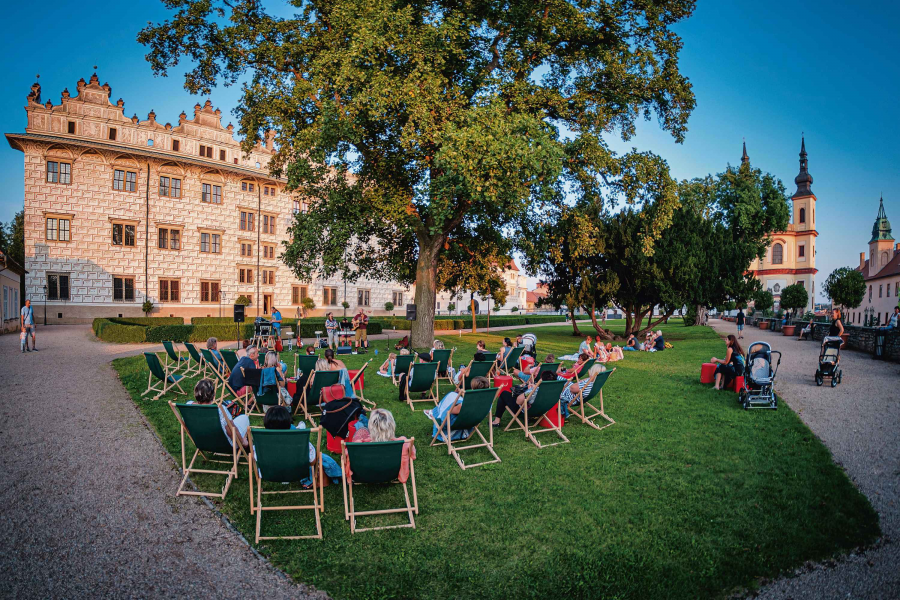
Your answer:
[779,283,809,317]
[823,267,866,312]
[753,289,774,313]
[139,0,697,345]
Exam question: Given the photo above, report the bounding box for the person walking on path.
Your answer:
[736,308,745,339]
[20,299,36,353]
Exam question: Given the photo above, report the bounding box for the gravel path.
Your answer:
[710,319,900,599]
[0,325,327,599]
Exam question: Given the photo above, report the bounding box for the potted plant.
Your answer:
[142,300,154,317]
[754,290,774,329]
[341,300,350,317]
[236,295,252,306]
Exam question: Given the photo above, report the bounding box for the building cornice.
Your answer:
[746,268,818,276]
[5,132,287,183]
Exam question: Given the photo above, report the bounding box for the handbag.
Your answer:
[222,400,244,419]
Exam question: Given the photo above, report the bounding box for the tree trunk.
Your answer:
[410,238,442,349]
[636,309,676,337]
[589,303,616,340]
[692,304,707,326]
[568,309,581,336]
[471,297,477,333]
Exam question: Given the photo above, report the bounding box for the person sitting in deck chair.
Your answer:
[351,409,416,482]
[514,354,556,383]
[206,337,225,368]
[491,370,557,427]
[426,376,490,441]
[378,353,397,378]
[261,351,291,406]
[560,364,607,416]
[228,346,260,396]
[452,351,486,387]
[263,405,342,486]
[188,378,249,450]
[558,353,590,379]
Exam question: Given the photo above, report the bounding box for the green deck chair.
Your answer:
[341,439,418,534]
[498,346,524,376]
[142,352,186,400]
[481,352,498,364]
[201,349,242,404]
[247,368,283,418]
[220,349,240,373]
[432,348,455,383]
[294,354,319,391]
[404,362,439,411]
[169,402,250,499]
[349,360,375,408]
[392,354,416,386]
[201,349,225,376]
[183,341,205,376]
[248,427,323,542]
[456,360,495,391]
[300,369,341,422]
[162,341,190,374]
[428,387,501,469]
[526,362,561,382]
[573,358,596,383]
[503,379,569,448]
[569,368,616,431]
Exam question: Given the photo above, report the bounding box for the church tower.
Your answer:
[789,136,818,310]
[868,196,894,277]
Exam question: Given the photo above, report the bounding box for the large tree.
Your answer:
[822,267,866,316]
[139,0,697,346]
[0,210,25,307]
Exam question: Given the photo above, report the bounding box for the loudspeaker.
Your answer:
[406,303,417,321]
[337,345,353,355]
[233,304,245,323]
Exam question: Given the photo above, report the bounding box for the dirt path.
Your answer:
[0,325,326,599]
[710,319,900,599]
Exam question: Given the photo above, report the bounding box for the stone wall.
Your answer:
[809,323,900,362]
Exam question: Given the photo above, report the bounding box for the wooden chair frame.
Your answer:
[203,350,250,409]
[248,427,324,542]
[569,368,616,431]
[503,380,570,449]
[349,360,375,408]
[341,439,419,534]
[572,358,596,384]
[169,401,250,500]
[428,388,501,470]
[498,346,524,377]
[142,352,187,400]
[392,354,416,386]
[182,342,205,377]
[162,341,190,375]
[404,362,440,411]
[433,348,456,384]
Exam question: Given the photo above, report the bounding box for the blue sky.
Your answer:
[1,1,897,302]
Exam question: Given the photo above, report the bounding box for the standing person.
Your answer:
[353,309,369,350]
[325,312,338,349]
[825,308,844,346]
[271,306,282,338]
[20,299,36,352]
[736,307,745,339]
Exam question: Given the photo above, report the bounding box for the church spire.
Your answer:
[870,195,894,243]
[793,135,813,197]
[741,139,749,165]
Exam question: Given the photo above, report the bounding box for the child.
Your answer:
[378,353,397,377]
[305,345,316,356]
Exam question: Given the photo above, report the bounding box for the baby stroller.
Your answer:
[739,341,781,410]
[815,337,843,387]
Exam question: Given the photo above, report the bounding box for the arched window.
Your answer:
[799,207,806,223]
[772,243,784,264]
[882,251,890,267]
[869,285,872,301]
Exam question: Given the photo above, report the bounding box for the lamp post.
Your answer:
[43,284,47,325]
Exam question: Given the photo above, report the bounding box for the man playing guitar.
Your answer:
[353,309,369,351]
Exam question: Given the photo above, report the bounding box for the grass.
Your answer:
[112,319,880,600]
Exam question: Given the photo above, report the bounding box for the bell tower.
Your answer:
[791,136,817,310]
[868,196,894,277]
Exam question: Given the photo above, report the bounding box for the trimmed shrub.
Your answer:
[190,323,255,343]
[145,324,195,343]
[434,320,457,330]
[111,317,184,326]
[93,319,147,343]
[524,315,567,324]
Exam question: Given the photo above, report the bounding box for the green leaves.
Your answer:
[823,267,867,310]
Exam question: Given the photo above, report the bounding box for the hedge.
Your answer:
[110,317,184,326]
[92,319,148,343]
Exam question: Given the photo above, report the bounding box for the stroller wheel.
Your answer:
[837,371,842,384]
[815,372,823,386]
[831,376,837,388]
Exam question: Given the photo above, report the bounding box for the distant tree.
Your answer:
[139,0,697,348]
[0,210,25,307]
[301,296,316,317]
[142,300,154,317]
[779,283,809,318]
[822,267,866,316]
[447,302,456,314]
[511,306,519,313]
[753,289,774,314]
[384,301,395,315]
[236,295,251,306]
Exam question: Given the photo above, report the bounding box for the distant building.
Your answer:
[746,139,818,312]
[849,197,900,326]
[435,260,528,315]
[1,249,26,333]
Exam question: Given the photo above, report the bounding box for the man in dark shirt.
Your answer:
[653,331,666,351]
[736,308,745,339]
[228,346,260,393]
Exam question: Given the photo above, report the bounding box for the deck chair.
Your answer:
[432,347,455,381]
[295,354,319,391]
[392,354,416,386]
[456,360,495,391]
[201,349,225,377]
[248,427,323,542]
[300,370,342,421]
[428,387,501,470]
[169,402,249,499]
[569,368,616,431]
[247,368,283,418]
[162,341,190,374]
[404,362,439,411]
[572,358,596,383]
[220,349,240,374]
[183,341,205,376]
[341,439,418,534]
[527,362,561,382]
[504,379,569,448]
[498,346,524,376]
[349,360,375,408]
[481,352,498,364]
[142,352,187,400]
[202,349,244,405]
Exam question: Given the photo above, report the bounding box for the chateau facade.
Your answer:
[6,74,412,322]
[746,139,818,312]
[849,198,900,326]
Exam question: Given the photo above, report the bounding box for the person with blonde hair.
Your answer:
[561,364,607,409]
[350,408,416,482]
[378,352,397,377]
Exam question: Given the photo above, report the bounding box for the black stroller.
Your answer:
[739,341,781,410]
[815,337,843,387]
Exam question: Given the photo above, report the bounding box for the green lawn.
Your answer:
[112,320,879,600]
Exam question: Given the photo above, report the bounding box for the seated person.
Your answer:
[260,351,291,406]
[579,336,595,358]
[206,337,225,371]
[475,340,487,353]
[427,376,490,441]
[560,364,607,413]
[491,370,557,426]
[514,354,556,383]
[378,353,397,377]
[236,339,252,360]
[349,409,416,483]
[452,351,487,388]
[263,405,343,486]
[305,345,317,356]
[595,342,610,363]
[515,335,524,348]
[496,337,514,366]
[606,342,625,361]
[318,349,356,399]
[558,353,590,379]
[643,333,655,351]
[189,378,249,450]
[418,338,447,363]
[653,330,665,351]
[228,346,260,395]
[798,319,815,340]
[623,336,638,351]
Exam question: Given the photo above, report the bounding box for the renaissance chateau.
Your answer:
[746,138,818,312]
